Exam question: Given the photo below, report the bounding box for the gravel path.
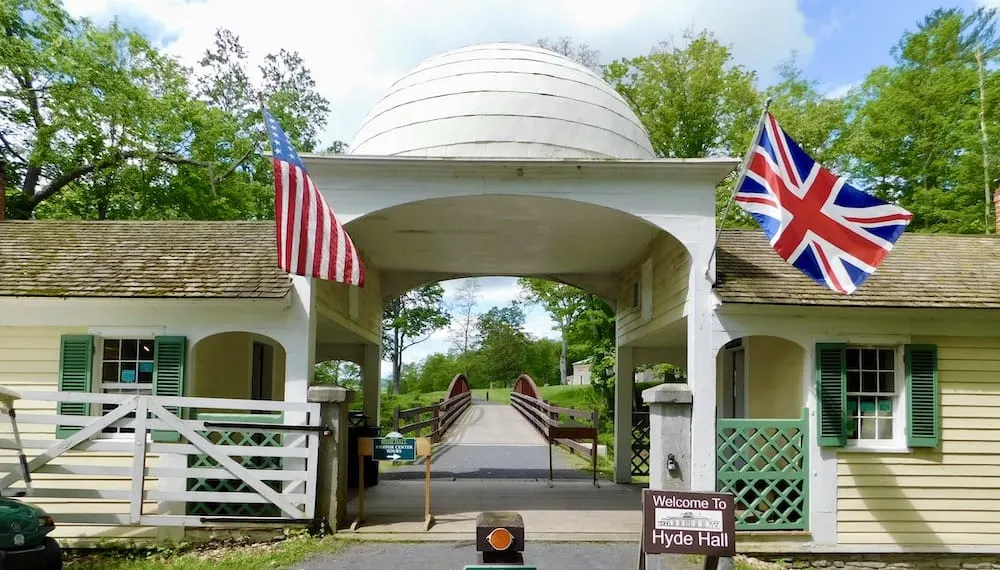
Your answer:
[293,541,703,570]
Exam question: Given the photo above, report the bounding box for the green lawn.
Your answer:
[65,534,344,570]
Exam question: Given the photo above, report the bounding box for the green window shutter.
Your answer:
[57,335,94,439]
[906,344,939,448]
[152,336,187,443]
[816,343,847,447]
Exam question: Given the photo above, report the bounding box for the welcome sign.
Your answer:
[641,489,736,557]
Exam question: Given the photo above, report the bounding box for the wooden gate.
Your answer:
[0,391,321,527]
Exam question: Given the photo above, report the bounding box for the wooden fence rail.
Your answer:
[393,390,472,443]
[510,390,600,485]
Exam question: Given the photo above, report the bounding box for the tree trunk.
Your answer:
[392,327,402,394]
[560,334,568,385]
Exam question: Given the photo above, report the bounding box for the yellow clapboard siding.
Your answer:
[839,475,997,488]
[838,498,1000,511]
[839,486,1000,500]
[1,360,59,375]
[839,522,998,533]
[837,335,1000,547]
[838,463,1000,477]
[938,358,1000,371]
[938,347,1000,360]
[53,526,160,541]
[930,336,1000,348]
[0,348,57,361]
[940,393,1000,406]
[837,533,998,545]
[617,233,688,343]
[838,510,1000,523]
[838,453,1000,465]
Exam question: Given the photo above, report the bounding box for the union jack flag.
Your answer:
[263,108,365,287]
[734,112,912,294]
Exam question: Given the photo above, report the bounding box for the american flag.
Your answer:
[734,112,912,294]
[263,108,365,287]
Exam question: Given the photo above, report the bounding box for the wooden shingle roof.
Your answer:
[0,221,290,299]
[2,221,997,308]
[715,228,1000,309]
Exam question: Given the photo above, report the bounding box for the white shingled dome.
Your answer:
[348,43,655,159]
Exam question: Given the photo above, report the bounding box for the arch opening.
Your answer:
[345,193,690,305]
[191,331,287,404]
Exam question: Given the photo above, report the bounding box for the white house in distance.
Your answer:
[568,359,659,386]
[0,43,999,560]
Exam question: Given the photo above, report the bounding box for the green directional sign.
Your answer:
[372,436,417,461]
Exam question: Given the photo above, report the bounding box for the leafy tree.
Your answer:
[1,0,217,219]
[448,279,482,356]
[535,36,601,73]
[840,7,1000,233]
[382,284,451,394]
[517,278,591,384]
[525,337,561,386]
[313,360,360,388]
[476,304,530,387]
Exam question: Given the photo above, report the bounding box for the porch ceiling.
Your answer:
[345,195,661,277]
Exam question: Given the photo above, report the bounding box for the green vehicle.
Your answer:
[0,388,62,570]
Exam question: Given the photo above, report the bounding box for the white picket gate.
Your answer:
[0,391,322,527]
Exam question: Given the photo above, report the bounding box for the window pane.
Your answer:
[121,339,138,360]
[846,349,860,370]
[861,349,877,370]
[847,418,858,439]
[138,340,154,361]
[877,418,893,439]
[138,361,154,383]
[846,371,861,392]
[103,340,120,361]
[877,398,893,417]
[861,371,878,393]
[879,372,895,393]
[120,362,137,383]
[102,362,119,383]
[859,397,876,416]
[878,349,894,370]
[847,399,859,417]
[860,417,876,439]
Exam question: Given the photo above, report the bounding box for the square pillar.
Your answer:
[613,345,634,484]
[642,383,692,491]
[308,385,354,531]
[362,343,381,427]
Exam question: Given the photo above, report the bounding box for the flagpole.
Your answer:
[704,97,773,282]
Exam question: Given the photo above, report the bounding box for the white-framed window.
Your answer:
[98,338,154,436]
[844,345,906,450]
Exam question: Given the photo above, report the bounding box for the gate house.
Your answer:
[1,42,1000,555]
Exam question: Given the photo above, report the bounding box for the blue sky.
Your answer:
[60,0,992,371]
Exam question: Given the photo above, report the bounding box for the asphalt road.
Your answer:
[293,541,703,570]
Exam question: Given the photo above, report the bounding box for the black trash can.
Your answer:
[347,414,380,489]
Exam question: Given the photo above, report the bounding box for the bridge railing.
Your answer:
[509,374,600,485]
[393,374,472,443]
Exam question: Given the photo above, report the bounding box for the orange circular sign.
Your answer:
[486,527,514,551]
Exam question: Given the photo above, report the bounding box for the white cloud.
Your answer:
[63,0,815,147]
[823,81,858,100]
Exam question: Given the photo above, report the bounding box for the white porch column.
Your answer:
[613,344,634,484]
[284,276,317,411]
[688,269,717,492]
[362,342,381,427]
